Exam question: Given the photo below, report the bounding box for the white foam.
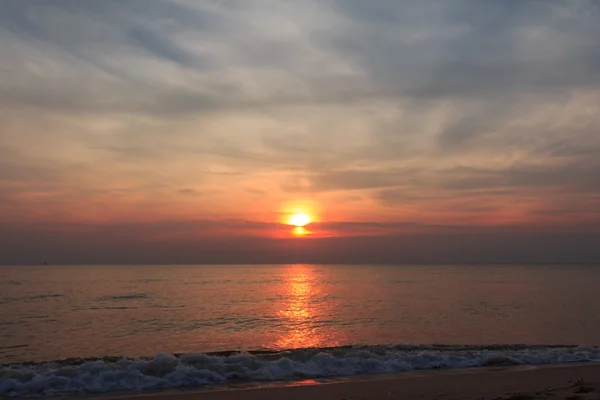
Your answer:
[1,345,600,397]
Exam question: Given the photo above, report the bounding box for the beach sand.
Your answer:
[113,363,600,400]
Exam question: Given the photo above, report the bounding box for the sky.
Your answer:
[1,0,600,264]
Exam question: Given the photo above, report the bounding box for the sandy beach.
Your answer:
[114,364,600,400]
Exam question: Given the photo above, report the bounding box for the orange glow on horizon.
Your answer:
[291,226,311,237]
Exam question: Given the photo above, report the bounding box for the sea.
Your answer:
[1,264,600,397]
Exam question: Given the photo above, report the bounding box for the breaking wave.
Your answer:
[2,345,600,397]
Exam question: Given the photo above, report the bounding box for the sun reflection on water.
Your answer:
[275,265,323,349]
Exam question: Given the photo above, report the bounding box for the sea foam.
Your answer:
[2,345,600,397]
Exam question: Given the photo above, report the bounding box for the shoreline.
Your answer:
[6,346,600,397]
[5,344,589,367]
[106,363,600,400]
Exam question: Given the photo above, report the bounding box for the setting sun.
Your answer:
[288,213,311,227]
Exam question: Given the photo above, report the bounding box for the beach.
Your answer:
[116,364,600,400]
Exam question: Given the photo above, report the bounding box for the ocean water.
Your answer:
[1,264,600,396]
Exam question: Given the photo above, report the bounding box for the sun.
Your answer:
[288,212,311,227]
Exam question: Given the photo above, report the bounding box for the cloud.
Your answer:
[1,0,600,263]
[334,1,600,97]
[2,219,600,265]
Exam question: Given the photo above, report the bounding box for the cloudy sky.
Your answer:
[2,0,600,264]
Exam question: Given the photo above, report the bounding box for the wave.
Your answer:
[96,293,151,301]
[2,345,600,397]
[0,294,62,305]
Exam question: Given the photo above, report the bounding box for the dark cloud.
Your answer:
[334,0,600,100]
[127,27,198,67]
[2,221,600,265]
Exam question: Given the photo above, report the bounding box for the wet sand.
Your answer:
[112,363,600,400]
